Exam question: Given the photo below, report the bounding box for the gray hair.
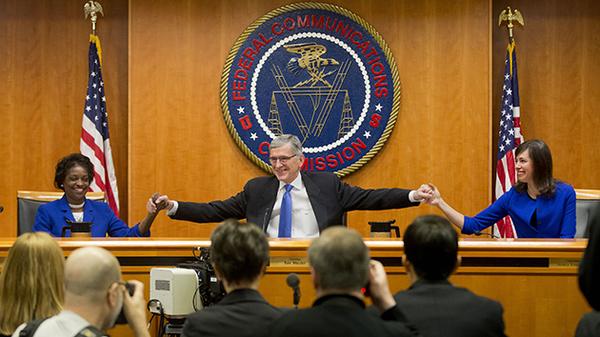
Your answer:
[270,134,303,156]
[308,227,369,291]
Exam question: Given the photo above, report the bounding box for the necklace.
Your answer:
[68,201,85,209]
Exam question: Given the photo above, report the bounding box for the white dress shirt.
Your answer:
[267,174,319,238]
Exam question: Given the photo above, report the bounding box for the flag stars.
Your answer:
[506,89,512,95]
[250,133,258,140]
[375,104,383,112]
[86,95,90,101]
[363,131,371,139]
[237,106,245,114]
[504,74,510,80]
[91,72,96,77]
[102,96,106,102]
[500,145,505,152]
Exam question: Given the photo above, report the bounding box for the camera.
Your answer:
[149,248,225,317]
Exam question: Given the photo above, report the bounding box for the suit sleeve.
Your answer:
[335,176,419,211]
[580,216,600,310]
[559,186,577,238]
[172,190,248,223]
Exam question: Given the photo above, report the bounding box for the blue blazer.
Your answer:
[463,182,576,238]
[33,195,149,237]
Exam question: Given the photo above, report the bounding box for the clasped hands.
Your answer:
[146,193,173,214]
[415,183,442,205]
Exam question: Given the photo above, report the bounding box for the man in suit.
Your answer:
[150,134,432,238]
[266,226,419,337]
[393,215,506,337]
[182,219,282,337]
[576,212,600,337]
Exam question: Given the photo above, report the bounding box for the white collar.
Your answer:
[278,172,303,191]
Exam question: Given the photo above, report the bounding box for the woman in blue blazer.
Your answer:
[428,139,576,238]
[33,153,156,237]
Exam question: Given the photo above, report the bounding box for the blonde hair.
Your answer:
[0,232,65,335]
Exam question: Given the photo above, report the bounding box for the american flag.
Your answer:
[80,34,120,216]
[493,41,524,238]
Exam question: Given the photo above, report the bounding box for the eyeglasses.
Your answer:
[269,154,297,164]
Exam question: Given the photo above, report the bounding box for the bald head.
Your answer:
[65,247,121,301]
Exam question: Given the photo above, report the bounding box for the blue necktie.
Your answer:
[278,184,293,238]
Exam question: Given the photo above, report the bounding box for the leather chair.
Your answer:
[575,189,600,238]
[17,191,105,235]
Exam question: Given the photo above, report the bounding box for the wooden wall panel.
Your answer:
[492,0,600,190]
[128,0,491,237]
[0,0,129,237]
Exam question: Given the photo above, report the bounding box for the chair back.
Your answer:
[17,191,105,235]
[575,189,600,238]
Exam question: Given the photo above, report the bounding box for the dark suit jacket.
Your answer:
[580,220,600,310]
[33,195,147,237]
[393,280,506,337]
[266,294,419,337]
[575,311,600,337]
[182,288,282,337]
[172,171,418,232]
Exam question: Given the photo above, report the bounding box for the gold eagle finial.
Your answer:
[84,1,104,35]
[498,7,524,40]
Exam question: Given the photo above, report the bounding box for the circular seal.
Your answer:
[221,2,400,177]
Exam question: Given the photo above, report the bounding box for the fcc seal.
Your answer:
[221,2,400,176]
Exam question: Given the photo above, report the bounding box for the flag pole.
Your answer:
[84,1,104,35]
[498,6,525,42]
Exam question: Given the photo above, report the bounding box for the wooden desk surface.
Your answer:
[0,238,590,337]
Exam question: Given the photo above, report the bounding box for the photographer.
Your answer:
[182,219,282,337]
[12,247,149,337]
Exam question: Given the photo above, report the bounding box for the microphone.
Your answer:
[286,273,301,309]
[262,208,272,234]
[473,230,501,239]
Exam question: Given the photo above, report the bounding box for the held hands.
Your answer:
[146,193,173,214]
[368,260,396,313]
[423,183,442,206]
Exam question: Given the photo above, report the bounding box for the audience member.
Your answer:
[182,219,282,337]
[0,233,64,337]
[576,218,600,336]
[13,247,149,337]
[394,215,506,337]
[266,227,418,337]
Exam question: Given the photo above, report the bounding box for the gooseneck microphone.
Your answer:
[286,273,301,309]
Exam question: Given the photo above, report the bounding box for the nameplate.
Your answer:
[270,256,309,267]
[549,258,581,267]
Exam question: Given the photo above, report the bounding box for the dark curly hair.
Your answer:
[54,153,94,190]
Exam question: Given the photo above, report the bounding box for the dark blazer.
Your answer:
[33,195,147,237]
[575,311,600,337]
[580,220,600,310]
[172,171,418,232]
[182,288,283,337]
[393,280,506,337]
[266,294,419,337]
